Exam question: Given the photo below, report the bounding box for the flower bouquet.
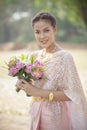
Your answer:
[5,54,46,93]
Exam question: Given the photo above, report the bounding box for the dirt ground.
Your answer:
[0,113,29,130]
[0,76,32,130]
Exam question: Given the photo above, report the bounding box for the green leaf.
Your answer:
[31,56,35,64]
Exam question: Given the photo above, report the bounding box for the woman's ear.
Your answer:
[54,26,57,35]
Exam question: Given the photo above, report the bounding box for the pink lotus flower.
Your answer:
[33,60,42,66]
[6,55,47,94]
[32,70,43,79]
[7,57,18,68]
[9,67,19,75]
[25,64,32,73]
[16,61,24,70]
[8,61,16,68]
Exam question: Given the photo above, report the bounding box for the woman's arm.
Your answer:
[32,86,71,101]
[16,79,71,101]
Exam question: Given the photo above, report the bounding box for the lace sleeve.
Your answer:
[62,52,86,104]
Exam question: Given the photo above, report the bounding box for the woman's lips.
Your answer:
[40,40,48,44]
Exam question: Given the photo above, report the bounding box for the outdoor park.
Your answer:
[0,0,87,130]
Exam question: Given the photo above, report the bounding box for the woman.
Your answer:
[16,12,87,130]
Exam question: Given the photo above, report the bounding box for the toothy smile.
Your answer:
[40,40,48,44]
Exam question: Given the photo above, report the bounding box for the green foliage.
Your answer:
[67,34,87,43]
[30,56,35,64]
[0,0,87,44]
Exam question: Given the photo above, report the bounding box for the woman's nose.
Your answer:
[40,33,45,38]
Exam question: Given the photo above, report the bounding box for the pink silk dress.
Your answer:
[29,50,87,130]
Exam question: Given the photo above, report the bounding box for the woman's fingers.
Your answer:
[20,79,28,84]
[21,86,25,90]
[20,79,33,85]
[15,80,22,88]
[15,79,33,95]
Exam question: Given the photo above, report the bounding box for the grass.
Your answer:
[69,49,87,70]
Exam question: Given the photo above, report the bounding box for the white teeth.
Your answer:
[41,40,48,43]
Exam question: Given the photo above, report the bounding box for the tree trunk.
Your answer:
[79,0,87,27]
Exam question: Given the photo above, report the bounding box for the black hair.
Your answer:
[32,12,56,27]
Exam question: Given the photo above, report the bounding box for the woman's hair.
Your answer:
[32,12,56,27]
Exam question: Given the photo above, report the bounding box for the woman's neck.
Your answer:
[45,43,62,53]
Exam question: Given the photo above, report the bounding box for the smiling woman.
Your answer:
[16,12,87,130]
[32,12,58,52]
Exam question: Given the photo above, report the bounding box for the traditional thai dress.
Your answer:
[29,49,87,130]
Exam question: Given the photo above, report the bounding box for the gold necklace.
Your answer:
[41,44,58,58]
[47,44,58,53]
[40,44,58,63]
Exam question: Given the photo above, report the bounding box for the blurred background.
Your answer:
[0,0,87,130]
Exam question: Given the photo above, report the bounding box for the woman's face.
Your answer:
[33,20,56,49]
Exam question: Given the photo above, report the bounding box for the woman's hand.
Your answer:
[15,79,35,96]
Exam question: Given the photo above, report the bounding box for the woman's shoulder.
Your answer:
[54,49,74,64]
[60,50,75,64]
[63,50,74,60]
[55,49,73,58]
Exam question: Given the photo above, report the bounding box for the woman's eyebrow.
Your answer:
[43,27,49,29]
[34,27,49,31]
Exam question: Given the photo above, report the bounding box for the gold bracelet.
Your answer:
[32,96,46,102]
[49,92,54,101]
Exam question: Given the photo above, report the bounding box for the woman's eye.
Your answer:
[45,29,49,32]
[35,31,40,34]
